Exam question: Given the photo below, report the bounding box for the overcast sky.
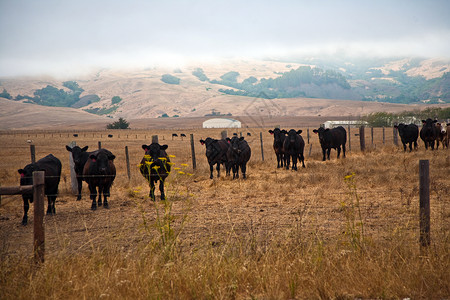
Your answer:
[1,0,449,77]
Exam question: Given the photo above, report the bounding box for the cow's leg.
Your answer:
[342,144,346,158]
[431,141,435,150]
[89,184,98,210]
[299,153,306,168]
[159,180,166,200]
[103,184,110,209]
[402,142,407,152]
[285,154,291,170]
[149,180,156,201]
[235,164,240,179]
[209,163,214,179]
[47,196,56,215]
[327,148,331,160]
[322,148,326,161]
[292,154,298,171]
[414,140,418,150]
[97,184,103,207]
[241,163,247,179]
[276,153,282,168]
[216,163,221,178]
[76,176,83,200]
[337,146,341,158]
[22,198,29,225]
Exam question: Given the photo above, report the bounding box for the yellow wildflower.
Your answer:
[181,163,188,167]
[169,155,176,158]
[178,171,185,175]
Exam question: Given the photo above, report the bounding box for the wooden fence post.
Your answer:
[98,141,102,149]
[359,126,365,152]
[33,171,45,264]
[383,127,385,144]
[371,127,374,146]
[348,126,351,152]
[221,130,228,140]
[260,132,264,161]
[419,160,430,249]
[68,141,78,194]
[30,144,36,163]
[152,135,159,144]
[307,128,310,144]
[190,134,197,169]
[393,126,399,146]
[125,146,131,180]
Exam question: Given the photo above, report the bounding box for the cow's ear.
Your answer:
[313,129,318,134]
[142,145,149,151]
[297,130,302,134]
[422,120,426,124]
[226,138,231,143]
[65,145,72,152]
[394,125,398,129]
[239,137,244,141]
[433,120,437,123]
[161,145,168,150]
[447,123,450,126]
[108,154,116,160]
[81,146,89,152]
[200,139,205,145]
[89,154,97,162]
[18,169,24,175]
[281,130,287,134]
[268,130,274,134]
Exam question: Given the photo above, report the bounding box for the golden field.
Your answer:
[0,126,449,299]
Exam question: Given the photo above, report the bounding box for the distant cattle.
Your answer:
[443,123,450,149]
[83,149,116,210]
[313,126,347,161]
[66,145,91,200]
[420,119,438,150]
[18,154,62,225]
[268,128,286,168]
[394,123,419,152]
[140,143,171,201]
[172,133,178,140]
[108,134,113,138]
[282,129,305,170]
[247,132,251,137]
[226,136,251,179]
[73,134,79,137]
[200,137,230,179]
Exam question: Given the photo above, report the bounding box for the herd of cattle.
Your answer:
[15,119,449,225]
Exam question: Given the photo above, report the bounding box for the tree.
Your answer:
[0,88,12,99]
[106,117,129,129]
[111,96,122,104]
[161,74,180,84]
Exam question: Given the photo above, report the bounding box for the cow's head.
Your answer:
[66,145,89,165]
[422,119,437,127]
[142,143,168,160]
[269,128,286,143]
[89,151,115,174]
[229,136,244,154]
[18,163,41,202]
[313,127,329,142]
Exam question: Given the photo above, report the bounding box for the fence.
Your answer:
[0,171,45,263]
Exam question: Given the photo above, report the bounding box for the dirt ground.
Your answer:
[1,127,449,259]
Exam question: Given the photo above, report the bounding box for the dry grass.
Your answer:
[0,128,449,299]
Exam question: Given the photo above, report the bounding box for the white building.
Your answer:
[202,118,242,128]
[322,120,369,129]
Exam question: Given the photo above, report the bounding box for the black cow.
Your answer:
[282,129,305,170]
[18,154,62,225]
[420,119,438,150]
[247,132,251,137]
[172,133,178,140]
[226,136,251,179]
[66,145,90,200]
[140,143,171,201]
[83,149,116,210]
[394,123,419,152]
[313,126,347,161]
[268,128,286,168]
[108,134,113,138]
[180,133,186,137]
[200,138,230,179]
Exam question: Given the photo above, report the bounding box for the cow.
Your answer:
[282,129,305,170]
[73,134,79,137]
[66,145,90,200]
[247,132,252,137]
[172,133,178,140]
[199,137,230,179]
[268,128,286,168]
[180,133,186,137]
[420,119,438,150]
[313,126,347,161]
[83,149,116,210]
[226,136,251,179]
[139,143,171,201]
[108,134,113,138]
[436,123,446,149]
[17,154,62,225]
[443,123,450,149]
[393,123,419,152]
